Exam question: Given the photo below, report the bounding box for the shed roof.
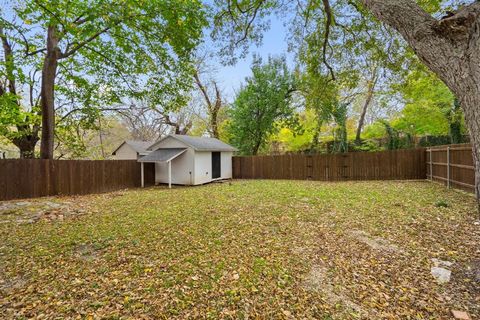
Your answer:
[112,140,154,155]
[138,148,187,162]
[148,134,237,152]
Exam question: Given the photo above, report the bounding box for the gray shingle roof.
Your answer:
[149,135,237,152]
[138,148,187,162]
[112,140,154,155]
[125,140,154,153]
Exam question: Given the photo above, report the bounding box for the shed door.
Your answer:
[212,152,221,179]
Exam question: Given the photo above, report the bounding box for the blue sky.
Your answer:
[211,17,293,99]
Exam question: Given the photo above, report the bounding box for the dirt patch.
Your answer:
[0,276,28,293]
[0,198,89,225]
[467,260,480,283]
[304,265,367,317]
[349,230,403,253]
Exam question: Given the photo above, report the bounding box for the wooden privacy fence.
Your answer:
[0,159,155,201]
[426,143,475,193]
[233,148,427,181]
[0,144,475,201]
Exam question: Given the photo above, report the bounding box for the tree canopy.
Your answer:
[0,0,206,158]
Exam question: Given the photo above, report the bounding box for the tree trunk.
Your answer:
[210,82,222,139]
[193,70,222,139]
[13,137,39,159]
[252,138,262,155]
[355,67,378,144]
[458,84,480,210]
[210,108,219,138]
[40,26,60,159]
[362,0,480,206]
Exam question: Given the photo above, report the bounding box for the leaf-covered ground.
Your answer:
[1,180,479,319]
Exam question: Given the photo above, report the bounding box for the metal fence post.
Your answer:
[447,146,450,189]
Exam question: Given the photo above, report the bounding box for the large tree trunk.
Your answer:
[40,26,60,159]
[355,66,378,144]
[362,0,480,206]
[458,82,480,209]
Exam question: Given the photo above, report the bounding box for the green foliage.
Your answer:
[391,66,455,136]
[363,121,387,139]
[331,103,348,153]
[55,107,103,159]
[349,139,383,152]
[273,109,317,152]
[211,0,279,64]
[0,100,40,141]
[227,56,298,155]
[448,99,464,144]
[381,120,401,150]
[434,199,449,208]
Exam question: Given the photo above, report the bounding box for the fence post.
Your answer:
[429,148,433,181]
[447,146,450,189]
[140,162,144,188]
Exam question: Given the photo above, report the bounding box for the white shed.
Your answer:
[137,134,237,188]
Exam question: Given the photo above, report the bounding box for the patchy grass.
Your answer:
[0,180,479,319]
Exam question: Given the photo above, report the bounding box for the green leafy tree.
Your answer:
[227,56,298,155]
[273,109,317,152]
[392,66,454,136]
[0,101,41,158]
[1,0,206,159]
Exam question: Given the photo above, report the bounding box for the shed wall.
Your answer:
[194,151,233,185]
[221,151,233,179]
[194,151,212,185]
[155,151,194,185]
[153,136,194,185]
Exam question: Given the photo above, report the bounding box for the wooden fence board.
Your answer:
[0,159,155,201]
[426,143,475,193]
[233,149,428,182]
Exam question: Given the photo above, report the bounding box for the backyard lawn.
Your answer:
[1,180,479,319]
